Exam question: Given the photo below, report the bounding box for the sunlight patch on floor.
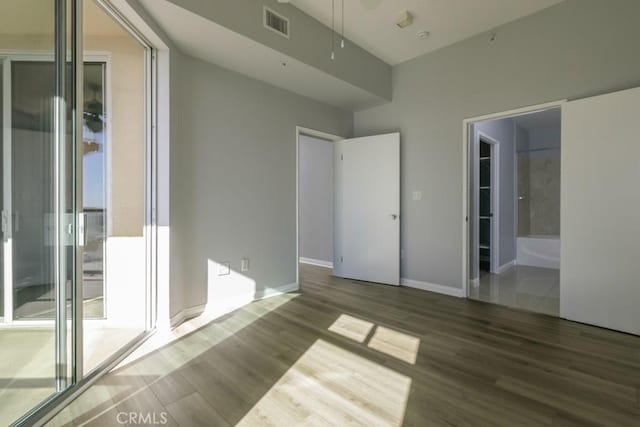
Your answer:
[367,326,420,365]
[328,314,375,343]
[121,293,299,369]
[328,314,421,365]
[237,339,411,427]
[49,294,301,426]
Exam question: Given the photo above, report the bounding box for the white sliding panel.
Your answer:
[334,133,400,286]
[561,87,640,335]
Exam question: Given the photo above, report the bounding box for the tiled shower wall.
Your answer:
[517,125,561,236]
[527,152,561,235]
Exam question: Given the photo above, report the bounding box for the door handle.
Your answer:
[1,210,7,235]
[390,214,398,220]
[78,212,86,247]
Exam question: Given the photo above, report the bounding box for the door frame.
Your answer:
[295,126,343,286]
[0,52,111,326]
[462,99,566,297]
[473,132,500,277]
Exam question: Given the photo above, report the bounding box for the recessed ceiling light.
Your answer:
[417,30,430,39]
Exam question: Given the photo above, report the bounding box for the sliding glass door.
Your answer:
[0,1,76,424]
[10,60,62,321]
[81,0,150,375]
[0,1,154,424]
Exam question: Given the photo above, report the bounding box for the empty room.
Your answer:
[1,0,639,426]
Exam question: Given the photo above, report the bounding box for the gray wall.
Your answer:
[170,54,352,317]
[169,48,188,316]
[354,0,640,289]
[472,118,516,271]
[298,135,334,264]
[530,126,561,150]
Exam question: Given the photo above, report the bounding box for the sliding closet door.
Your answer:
[561,87,640,335]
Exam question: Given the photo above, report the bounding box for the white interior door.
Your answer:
[334,133,400,286]
[561,86,640,335]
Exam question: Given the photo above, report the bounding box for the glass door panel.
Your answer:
[11,61,57,320]
[0,1,76,424]
[0,63,3,320]
[82,0,148,374]
[82,62,106,320]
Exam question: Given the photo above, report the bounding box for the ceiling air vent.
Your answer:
[264,7,290,38]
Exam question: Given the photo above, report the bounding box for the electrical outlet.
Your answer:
[241,258,250,272]
[218,261,230,276]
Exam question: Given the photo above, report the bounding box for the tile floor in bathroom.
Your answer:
[468,265,559,316]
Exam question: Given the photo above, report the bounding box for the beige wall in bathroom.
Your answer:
[517,154,531,235]
[528,155,561,236]
[517,124,561,237]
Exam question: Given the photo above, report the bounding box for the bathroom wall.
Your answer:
[528,125,561,236]
[516,125,531,236]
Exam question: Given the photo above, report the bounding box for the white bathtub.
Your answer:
[516,235,560,270]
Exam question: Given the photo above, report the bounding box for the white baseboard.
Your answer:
[170,303,207,328]
[299,257,334,269]
[170,282,299,328]
[400,278,465,298]
[497,259,517,274]
[205,282,298,322]
[255,282,299,300]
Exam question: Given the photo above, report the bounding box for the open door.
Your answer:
[561,87,640,335]
[334,133,400,286]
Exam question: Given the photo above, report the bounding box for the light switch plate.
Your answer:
[412,191,422,201]
[241,258,250,272]
[218,261,230,276]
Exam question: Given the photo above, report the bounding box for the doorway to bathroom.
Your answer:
[466,105,562,316]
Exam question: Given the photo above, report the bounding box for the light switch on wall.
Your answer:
[241,258,250,272]
[412,191,422,201]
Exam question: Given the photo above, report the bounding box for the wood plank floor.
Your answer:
[49,265,640,426]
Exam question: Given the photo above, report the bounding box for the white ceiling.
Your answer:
[512,107,561,131]
[290,0,564,65]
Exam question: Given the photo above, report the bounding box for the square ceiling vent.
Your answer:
[264,7,290,38]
